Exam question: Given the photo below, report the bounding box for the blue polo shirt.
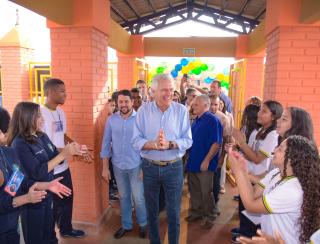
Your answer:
[186,111,223,172]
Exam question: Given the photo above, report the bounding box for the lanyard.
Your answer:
[0,147,14,175]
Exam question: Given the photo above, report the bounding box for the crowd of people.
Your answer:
[100,74,320,244]
[0,74,320,244]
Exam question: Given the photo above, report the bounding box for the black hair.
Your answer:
[130,88,140,94]
[283,135,320,243]
[0,107,11,133]
[219,97,227,114]
[117,89,132,100]
[212,80,221,88]
[280,107,315,144]
[241,104,261,142]
[256,100,283,140]
[136,80,146,85]
[43,78,65,95]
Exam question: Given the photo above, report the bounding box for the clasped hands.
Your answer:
[153,129,170,151]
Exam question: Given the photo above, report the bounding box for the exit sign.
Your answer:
[183,48,195,56]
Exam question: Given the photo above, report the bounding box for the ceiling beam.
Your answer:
[300,0,320,23]
[255,8,266,20]
[221,0,229,11]
[111,5,127,23]
[239,0,251,15]
[121,1,259,35]
[145,0,156,14]
[123,0,140,18]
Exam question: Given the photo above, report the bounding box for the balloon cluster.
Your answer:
[203,67,230,89]
[170,58,209,78]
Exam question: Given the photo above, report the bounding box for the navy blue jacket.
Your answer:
[11,133,60,208]
[0,146,27,233]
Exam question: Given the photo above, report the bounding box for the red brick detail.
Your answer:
[50,26,109,224]
[0,47,34,113]
[264,26,320,144]
[244,57,264,101]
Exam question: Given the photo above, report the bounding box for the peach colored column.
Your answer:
[0,29,34,113]
[117,52,136,90]
[50,26,109,223]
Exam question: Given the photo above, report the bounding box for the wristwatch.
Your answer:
[169,141,174,150]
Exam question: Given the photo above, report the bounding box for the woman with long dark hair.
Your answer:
[230,100,283,241]
[229,135,320,244]
[0,107,72,244]
[7,102,81,244]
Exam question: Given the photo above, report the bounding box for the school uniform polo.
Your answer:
[247,129,279,175]
[259,168,303,244]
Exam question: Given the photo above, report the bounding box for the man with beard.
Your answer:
[101,89,147,239]
[132,74,192,244]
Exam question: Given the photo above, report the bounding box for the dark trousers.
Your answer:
[0,228,20,244]
[109,159,117,192]
[53,168,73,234]
[188,171,216,220]
[21,197,58,244]
[239,196,260,237]
[213,167,221,204]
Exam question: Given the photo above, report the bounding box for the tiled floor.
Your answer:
[58,182,239,244]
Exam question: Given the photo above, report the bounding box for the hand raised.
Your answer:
[47,177,72,198]
[63,142,82,157]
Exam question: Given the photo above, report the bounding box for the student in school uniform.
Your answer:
[229,135,320,244]
[0,107,72,244]
[7,102,82,244]
[230,101,283,240]
[41,78,92,238]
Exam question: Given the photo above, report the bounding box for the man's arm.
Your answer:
[200,143,219,171]
[190,84,208,94]
[173,108,193,151]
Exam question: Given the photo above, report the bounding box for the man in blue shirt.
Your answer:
[132,74,192,244]
[185,95,223,229]
[101,90,147,239]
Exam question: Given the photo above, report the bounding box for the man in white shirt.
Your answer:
[41,78,92,238]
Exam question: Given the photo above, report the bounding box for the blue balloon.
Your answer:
[223,67,230,75]
[175,64,182,72]
[180,58,189,66]
[204,77,213,84]
[171,70,178,78]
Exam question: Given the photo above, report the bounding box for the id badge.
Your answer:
[52,120,63,132]
[4,167,24,197]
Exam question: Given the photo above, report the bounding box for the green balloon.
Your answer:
[192,67,201,75]
[200,64,208,71]
[156,66,165,74]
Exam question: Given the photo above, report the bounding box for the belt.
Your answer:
[143,158,180,166]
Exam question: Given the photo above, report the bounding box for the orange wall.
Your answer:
[144,37,237,57]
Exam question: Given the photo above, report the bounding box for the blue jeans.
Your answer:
[113,164,147,229]
[142,159,184,244]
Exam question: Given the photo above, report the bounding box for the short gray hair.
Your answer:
[151,74,173,90]
[195,94,211,106]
